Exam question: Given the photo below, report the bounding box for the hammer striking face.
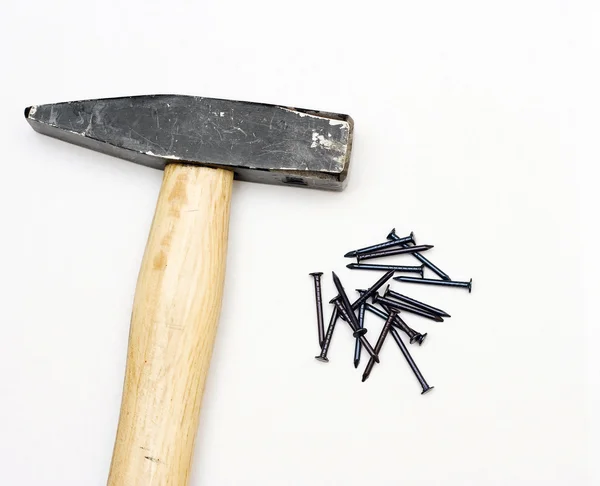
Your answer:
[25,94,354,485]
[25,94,353,190]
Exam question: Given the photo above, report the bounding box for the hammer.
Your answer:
[25,95,353,485]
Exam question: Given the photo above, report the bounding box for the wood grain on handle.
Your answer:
[108,164,234,486]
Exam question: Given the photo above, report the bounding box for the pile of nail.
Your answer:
[309,229,472,394]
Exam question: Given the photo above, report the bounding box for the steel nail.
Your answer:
[344,231,415,258]
[372,293,444,322]
[356,245,433,262]
[309,272,325,346]
[389,326,434,394]
[383,285,450,317]
[394,276,472,293]
[346,263,424,276]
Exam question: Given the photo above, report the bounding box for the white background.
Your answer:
[1,1,598,485]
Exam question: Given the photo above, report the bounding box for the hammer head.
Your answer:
[25,95,354,190]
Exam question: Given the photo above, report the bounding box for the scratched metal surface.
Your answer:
[25,95,354,190]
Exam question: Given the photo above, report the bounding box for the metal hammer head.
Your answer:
[25,95,354,190]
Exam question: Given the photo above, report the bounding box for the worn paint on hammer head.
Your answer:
[25,95,354,191]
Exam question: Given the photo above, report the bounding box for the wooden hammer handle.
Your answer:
[107,164,233,485]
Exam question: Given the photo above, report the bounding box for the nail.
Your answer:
[394,276,472,293]
[331,274,380,363]
[346,263,424,276]
[389,326,434,394]
[384,285,450,317]
[360,298,426,345]
[388,229,451,280]
[372,293,444,322]
[354,303,366,368]
[344,231,415,258]
[315,307,338,362]
[309,272,325,346]
[362,310,396,382]
[356,245,433,262]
